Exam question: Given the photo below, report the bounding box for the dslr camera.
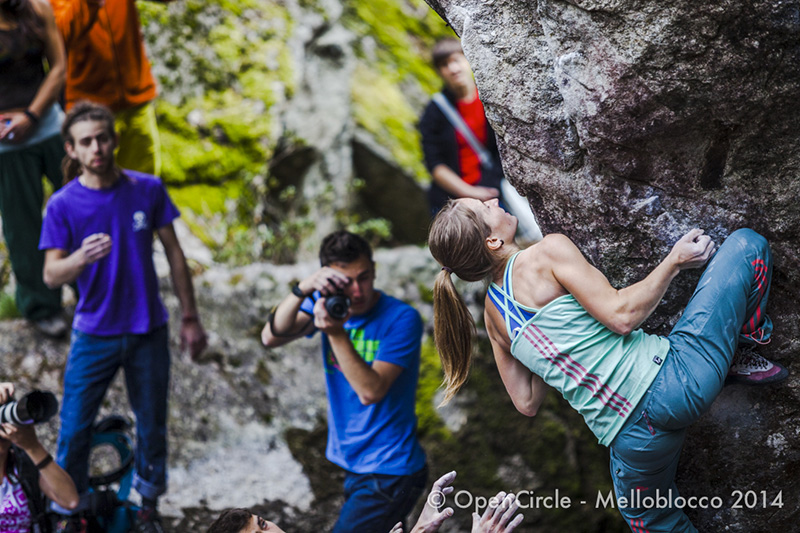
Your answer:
[325,289,351,320]
[0,390,59,426]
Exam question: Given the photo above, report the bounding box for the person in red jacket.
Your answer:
[49,0,172,175]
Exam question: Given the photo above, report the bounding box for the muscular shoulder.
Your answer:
[527,233,581,263]
[504,235,573,309]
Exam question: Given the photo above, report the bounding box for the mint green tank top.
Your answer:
[489,252,669,446]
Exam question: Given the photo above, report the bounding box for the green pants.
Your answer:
[0,135,64,320]
[115,101,162,176]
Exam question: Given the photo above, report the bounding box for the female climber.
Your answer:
[428,197,785,532]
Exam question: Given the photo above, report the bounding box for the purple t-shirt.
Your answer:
[39,171,180,335]
[0,467,31,533]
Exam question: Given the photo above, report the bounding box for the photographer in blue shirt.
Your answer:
[262,231,427,533]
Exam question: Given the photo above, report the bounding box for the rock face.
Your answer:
[423,0,800,530]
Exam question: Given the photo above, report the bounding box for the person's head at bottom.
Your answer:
[207,508,285,533]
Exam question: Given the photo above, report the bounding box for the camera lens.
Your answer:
[325,293,351,320]
[0,391,58,426]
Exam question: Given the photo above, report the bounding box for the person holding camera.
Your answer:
[261,231,428,533]
[0,382,79,532]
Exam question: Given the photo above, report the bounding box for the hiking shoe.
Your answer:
[727,349,788,385]
[135,507,165,533]
[32,314,68,338]
[54,515,88,533]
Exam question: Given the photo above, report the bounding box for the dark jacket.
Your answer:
[418,87,504,214]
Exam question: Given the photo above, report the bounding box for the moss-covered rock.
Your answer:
[344,0,455,181]
[139,0,292,188]
[137,0,454,264]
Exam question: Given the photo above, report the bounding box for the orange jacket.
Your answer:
[50,0,170,111]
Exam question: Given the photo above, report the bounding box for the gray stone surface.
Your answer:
[423,0,800,530]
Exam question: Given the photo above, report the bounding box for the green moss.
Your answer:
[168,182,244,217]
[343,0,455,182]
[342,0,452,94]
[135,0,456,263]
[0,292,20,320]
[415,339,450,441]
[417,282,434,304]
[351,64,428,180]
[139,0,293,194]
[255,359,271,385]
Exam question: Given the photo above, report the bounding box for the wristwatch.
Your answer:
[291,283,307,299]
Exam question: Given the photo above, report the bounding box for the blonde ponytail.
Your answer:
[429,201,498,405]
[433,268,477,404]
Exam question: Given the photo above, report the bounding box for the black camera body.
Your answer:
[325,290,351,320]
[0,390,59,426]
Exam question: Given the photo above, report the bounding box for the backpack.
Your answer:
[11,446,54,533]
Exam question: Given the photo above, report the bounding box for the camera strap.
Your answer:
[432,92,495,171]
[12,446,52,533]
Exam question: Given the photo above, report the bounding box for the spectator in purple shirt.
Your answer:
[39,101,207,533]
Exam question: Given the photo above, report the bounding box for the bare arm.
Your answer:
[545,229,714,335]
[431,164,499,201]
[157,224,207,359]
[314,290,414,405]
[485,306,548,417]
[325,337,404,406]
[260,266,348,348]
[26,0,66,119]
[260,295,314,348]
[0,385,78,510]
[0,0,65,142]
[1,425,80,510]
[43,233,112,288]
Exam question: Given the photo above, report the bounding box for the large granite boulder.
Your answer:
[422,0,800,531]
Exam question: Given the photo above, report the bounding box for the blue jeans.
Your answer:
[609,229,772,532]
[332,464,428,533]
[54,326,171,512]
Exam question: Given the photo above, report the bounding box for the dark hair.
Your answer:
[0,0,46,48]
[207,508,253,533]
[60,101,116,182]
[319,230,373,266]
[432,37,464,69]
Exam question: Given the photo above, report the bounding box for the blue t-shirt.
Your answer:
[39,171,180,336]
[302,292,427,475]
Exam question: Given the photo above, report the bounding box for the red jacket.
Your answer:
[50,0,170,111]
